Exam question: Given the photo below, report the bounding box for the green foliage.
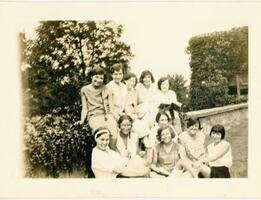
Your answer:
[186,26,248,110]
[22,20,134,116]
[168,73,189,105]
[24,107,94,178]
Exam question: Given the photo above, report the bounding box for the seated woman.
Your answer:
[124,72,139,121]
[136,70,158,129]
[115,114,151,177]
[124,72,151,148]
[170,117,206,178]
[156,76,183,134]
[150,125,180,178]
[91,127,128,178]
[92,127,150,178]
[195,124,232,178]
[149,111,178,146]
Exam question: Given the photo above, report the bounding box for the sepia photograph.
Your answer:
[0,1,261,198]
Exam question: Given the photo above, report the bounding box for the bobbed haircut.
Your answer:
[111,63,123,74]
[157,125,176,142]
[155,111,170,123]
[139,70,155,84]
[89,66,105,77]
[210,124,226,140]
[123,72,138,87]
[118,114,133,128]
[157,76,169,90]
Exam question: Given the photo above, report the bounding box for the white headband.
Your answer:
[94,129,110,140]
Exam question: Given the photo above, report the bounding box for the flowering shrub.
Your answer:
[24,107,94,178]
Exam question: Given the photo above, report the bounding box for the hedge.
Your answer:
[23,107,94,178]
[186,26,248,111]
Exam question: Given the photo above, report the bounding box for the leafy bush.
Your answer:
[24,107,94,178]
[188,69,231,110]
[186,26,248,111]
[226,95,248,105]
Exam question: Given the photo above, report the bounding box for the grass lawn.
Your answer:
[227,119,248,178]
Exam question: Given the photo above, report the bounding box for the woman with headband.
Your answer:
[92,126,150,178]
[91,127,128,178]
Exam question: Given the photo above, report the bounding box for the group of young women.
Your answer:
[79,64,233,178]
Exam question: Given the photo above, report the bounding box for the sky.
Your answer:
[18,3,249,86]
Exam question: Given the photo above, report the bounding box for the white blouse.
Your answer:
[106,81,128,113]
[207,140,232,168]
[92,147,128,178]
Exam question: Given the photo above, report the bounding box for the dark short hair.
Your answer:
[155,111,170,123]
[186,117,202,129]
[123,72,138,87]
[210,124,225,140]
[157,125,175,142]
[139,70,155,84]
[157,76,169,90]
[111,63,123,74]
[118,114,133,128]
[89,66,105,77]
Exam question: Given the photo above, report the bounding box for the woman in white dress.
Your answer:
[92,126,151,178]
[136,70,158,130]
[115,115,151,177]
[91,127,128,178]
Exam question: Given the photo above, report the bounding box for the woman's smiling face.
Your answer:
[188,123,199,136]
[143,74,152,87]
[160,79,170,92]
[91,74,104,88]
[96,133,110,151]
[161,129,172,144]
[125,77,136,90]
[158,114,169,128]
[120,119,132,136]
[211,131,222,144]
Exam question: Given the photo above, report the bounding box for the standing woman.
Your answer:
[150,125,180,178]
[136,70,158,129]
[156,76,182,134]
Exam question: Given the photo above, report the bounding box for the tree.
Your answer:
[21,20,134,116]
[186,26,248,110]
[168,73,189,106]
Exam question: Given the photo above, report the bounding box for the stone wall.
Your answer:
[186,103,248,135]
